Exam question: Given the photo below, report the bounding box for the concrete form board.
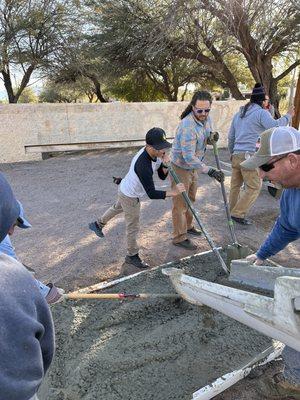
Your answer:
[229,263,300,291]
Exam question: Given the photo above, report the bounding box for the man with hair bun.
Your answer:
[228,82,294,226]
[170,90,224,250]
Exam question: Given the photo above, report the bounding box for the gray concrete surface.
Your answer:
[38,252,272,400]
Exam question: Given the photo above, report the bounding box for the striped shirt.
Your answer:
[171,112,212,170]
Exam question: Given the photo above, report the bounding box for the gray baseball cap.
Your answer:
[241,126,300,170]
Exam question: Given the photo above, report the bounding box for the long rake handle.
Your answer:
[65,293,180,300]
[169,165,229,274]
[212,141,239,245]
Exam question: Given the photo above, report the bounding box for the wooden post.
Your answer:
[292,72,300,129]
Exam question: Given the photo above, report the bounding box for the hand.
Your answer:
[207,131,219,145]
[207,168,224,183]
[175,182,185,194]
[288,105,295,117]
[113,176,122,185]
[210,131,219,142]
[45,283,65,304]
[161,152,170,165]
[246,253,264,266]
[166,183,186,197]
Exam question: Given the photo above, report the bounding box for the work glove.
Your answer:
[207,168,224,183]
[207,131,219,145]
[113,176,122,185]
[45,283,65,305]
[246,253,264,266]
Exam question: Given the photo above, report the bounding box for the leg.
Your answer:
[119,193,140,256]
[231,165,261,218]
[186,169,198,230]
[229,154,244,212]
[171,166,193,243]
[99,193,123,225]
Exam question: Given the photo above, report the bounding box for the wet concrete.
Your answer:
[39,252,273,400]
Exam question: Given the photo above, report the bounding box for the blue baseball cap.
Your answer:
[16,201,31,229]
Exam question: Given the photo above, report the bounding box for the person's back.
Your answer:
[227,83,294,225]
[229,103,291,154]
[0,171,55,400]
[0,254,54,400]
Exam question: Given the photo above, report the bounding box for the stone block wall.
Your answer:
[0,101,245,163]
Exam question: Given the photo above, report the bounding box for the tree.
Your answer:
[108,70,165,102]
[198,0,300,112]
[0,0,78,103]
[104,0,299,108]
[88,0,208,101]
[39,78,96,103]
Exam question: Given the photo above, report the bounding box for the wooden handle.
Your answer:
[66,293,129,300]
[65,293,180,300]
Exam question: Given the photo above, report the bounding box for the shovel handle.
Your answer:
[212,141,239,245]
[168,165,229,274]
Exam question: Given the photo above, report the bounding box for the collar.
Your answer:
[144,148,157,162]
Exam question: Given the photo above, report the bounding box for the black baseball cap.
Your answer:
[145,127,172,150]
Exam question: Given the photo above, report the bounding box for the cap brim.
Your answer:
[17,217,31,229]
[241,154,273,170]
[152,141,172,150]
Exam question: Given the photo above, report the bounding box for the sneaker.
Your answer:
[187,227,202,236]
[125,254,149,269]
[173,239,197,250]
[45,283,65,304]
[89,221,104,237]
[231,216,252,225]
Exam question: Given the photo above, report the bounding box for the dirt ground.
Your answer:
[2,147,299,293]
[1,147,300,400]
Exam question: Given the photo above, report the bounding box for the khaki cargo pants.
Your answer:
[98,190,140,256]
[229,153,262,219]
[171,163,198,244]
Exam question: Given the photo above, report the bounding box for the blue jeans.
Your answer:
[35,279,50,297]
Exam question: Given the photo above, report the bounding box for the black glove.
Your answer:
[207,168,224,183]
[207,131,219,145]
[113,176,122,185]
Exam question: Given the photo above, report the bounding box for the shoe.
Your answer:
[125,254,149,269]
[45,283,65,304]
[173,239,197,250]
[187,227,202,236]
[231,216,252,225]
[89,221,104,237]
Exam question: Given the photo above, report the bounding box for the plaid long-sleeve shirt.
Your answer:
[171,112,212,170]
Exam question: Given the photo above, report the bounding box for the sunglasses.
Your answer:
[259,154,287,172]
[193,107,211,114]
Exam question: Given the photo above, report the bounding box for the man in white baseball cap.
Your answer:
[241,126,300,265]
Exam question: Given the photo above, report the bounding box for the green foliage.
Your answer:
[18,87,38,103]
[39,78,96,103]
[108,72,165,102]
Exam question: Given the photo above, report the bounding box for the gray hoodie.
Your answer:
[0,173,19,242]
[228,103,291,154]
[0,173,54,400]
